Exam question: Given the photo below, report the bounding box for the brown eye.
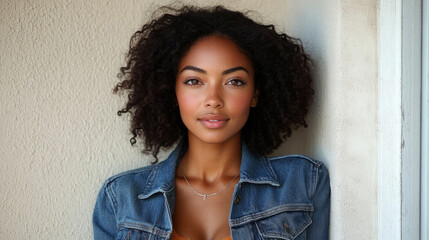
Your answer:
[184,78,202,85]
[227,79,245,86]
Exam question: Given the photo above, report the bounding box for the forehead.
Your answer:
[178,35,253,73]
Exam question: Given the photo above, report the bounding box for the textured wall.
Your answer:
[272,1,378,239]
[0,0,378,239]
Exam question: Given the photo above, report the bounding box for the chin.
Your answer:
[196,136,234,145]
[189,131,241,145]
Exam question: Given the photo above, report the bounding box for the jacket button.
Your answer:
[233,196,241,204]
[284,222,292,234]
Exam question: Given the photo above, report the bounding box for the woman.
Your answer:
[93,5,330,240]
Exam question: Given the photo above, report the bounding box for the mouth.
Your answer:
[198,114,229,129]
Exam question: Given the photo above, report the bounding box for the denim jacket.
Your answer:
[93,142,330,240]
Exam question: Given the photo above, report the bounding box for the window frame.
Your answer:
[379,0,424,239]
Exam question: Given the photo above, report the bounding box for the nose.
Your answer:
[204,84,224,108]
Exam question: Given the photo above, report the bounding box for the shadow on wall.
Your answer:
[273,1,337,166]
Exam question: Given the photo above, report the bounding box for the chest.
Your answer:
[117,183,314,240]
[172,178,236,240]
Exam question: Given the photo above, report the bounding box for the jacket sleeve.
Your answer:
[93,183,118,240]
[307,163,331,239]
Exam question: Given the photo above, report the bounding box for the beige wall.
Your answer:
[0,0,378,239]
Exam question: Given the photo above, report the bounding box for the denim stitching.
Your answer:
[257,220,291,239]
[142,165,160,196]
[163,190,174,233]
[239,177,279,186]
[270,155,323,167]
[262,156,280,185]
[309,165,316,197]
[311,165,319,198]
[292,215,312,240]
[120,222,170,237]
[105,166,153,183]
[109,183,118,207]
[105,183,118,217]
[256,212,312,240]
[230,204,314,226]
[254,221,267,239]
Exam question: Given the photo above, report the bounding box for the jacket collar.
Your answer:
[239,143,280,186]
[138,141,280,200]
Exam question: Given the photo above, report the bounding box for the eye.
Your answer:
[184,78,202,86]
[226,79,245,86]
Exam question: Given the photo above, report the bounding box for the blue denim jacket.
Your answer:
[93,142,330,239]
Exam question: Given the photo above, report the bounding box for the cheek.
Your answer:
[227,92,253,118]
[176,90,199,118]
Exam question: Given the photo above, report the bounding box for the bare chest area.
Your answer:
[172,177,237,240]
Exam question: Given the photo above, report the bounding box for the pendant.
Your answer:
[203,194,207,200]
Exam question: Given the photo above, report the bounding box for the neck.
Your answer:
[180,134,242,183]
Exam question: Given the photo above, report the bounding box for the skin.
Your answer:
[173,35,258,240]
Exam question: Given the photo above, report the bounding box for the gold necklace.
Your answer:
[179,163,240,200]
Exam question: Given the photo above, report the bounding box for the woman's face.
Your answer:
[175,35,258,145]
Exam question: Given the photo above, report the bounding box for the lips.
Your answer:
[198,114,229,129]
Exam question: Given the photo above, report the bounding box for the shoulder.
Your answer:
[268,154,327,172]
[99,144,182,201]
[269,154,323,166]
[101,164,156,192]
[95,163,159,215]
[267,154,330,195]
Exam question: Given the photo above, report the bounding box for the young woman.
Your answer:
[93,5,330,240]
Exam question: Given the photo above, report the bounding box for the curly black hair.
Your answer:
[114,5,314,162]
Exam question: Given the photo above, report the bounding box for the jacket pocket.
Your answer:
[255,205,313,240]
[116,229,153,240]
[116,222,170,240]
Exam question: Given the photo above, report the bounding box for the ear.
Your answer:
[250,89,259,107]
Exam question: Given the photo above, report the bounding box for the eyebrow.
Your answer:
[179,66,249,75]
